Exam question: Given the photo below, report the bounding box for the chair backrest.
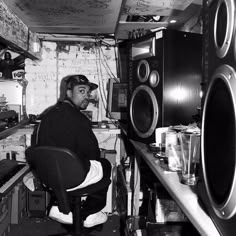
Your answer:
[26,146,88,214]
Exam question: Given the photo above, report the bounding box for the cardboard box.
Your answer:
[102,150,117,213]
[155,198,188,223]
[27,189,50,218]
[102,165,117,213]
[0,193,12,236]
[11,182,27,224]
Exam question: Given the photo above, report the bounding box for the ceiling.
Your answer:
[2,0,202,40]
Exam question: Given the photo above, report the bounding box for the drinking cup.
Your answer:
[178,132,200,185]
[167,144,182,171]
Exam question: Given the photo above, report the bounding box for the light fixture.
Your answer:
[33,42,40,52]
[170,19,177,24]
[152,16,161,21]
[199,90,203,98]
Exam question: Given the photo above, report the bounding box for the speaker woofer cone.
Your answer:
[137,60,150,83]
[130,85,159,138]
[202,64,236,219]
[149,70,160,88]
[214,0,235,58]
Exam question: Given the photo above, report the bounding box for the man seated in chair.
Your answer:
[35,74,111,228]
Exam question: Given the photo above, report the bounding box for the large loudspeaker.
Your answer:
[128,29,202,144]
[198,0,236,235]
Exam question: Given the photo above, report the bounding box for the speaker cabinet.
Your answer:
[128,29,202,143]
[199,1,236,235]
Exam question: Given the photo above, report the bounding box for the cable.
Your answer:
[96,46,108,100]
[94,41,118,125]
[114,41,120,80]
[132,155,142,216]
[96,38,119,82]
[99,46,117,79]
[114,134,118,150]
[95,45,108,120]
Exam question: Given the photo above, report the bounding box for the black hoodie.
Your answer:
[36,99,100,174]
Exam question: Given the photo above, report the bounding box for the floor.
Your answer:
[9,216,67,236]
[9,213,122,236]
[8,214,201,236]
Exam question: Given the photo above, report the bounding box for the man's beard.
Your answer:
[78,100,89,110]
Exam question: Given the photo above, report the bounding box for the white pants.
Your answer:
[23,160,103,192]
[67,160,103,191]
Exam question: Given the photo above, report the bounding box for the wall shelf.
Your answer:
[0,118,29,140]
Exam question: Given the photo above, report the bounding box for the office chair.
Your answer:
[25,146,111,236]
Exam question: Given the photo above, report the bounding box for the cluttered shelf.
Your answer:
[0,118,29,140]
[0,78,22,82]
[130,140,220,236]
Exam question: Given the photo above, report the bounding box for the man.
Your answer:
[36,74,111,227]
[1,51,14,79]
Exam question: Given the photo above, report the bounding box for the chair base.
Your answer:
[48,231,87,236]
[48,224,103,236]
[48,233,75,236]
[49,233,85,236]
[49,233,87,236]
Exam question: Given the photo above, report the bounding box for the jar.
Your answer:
[165,130,178,156]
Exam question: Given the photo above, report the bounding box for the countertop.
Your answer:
[130,140,220,236]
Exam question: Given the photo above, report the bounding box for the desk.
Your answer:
[130,140,220,236]
[18,125,122,163]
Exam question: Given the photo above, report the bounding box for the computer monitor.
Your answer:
[106,78,128,120]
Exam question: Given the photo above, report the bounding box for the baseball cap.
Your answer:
[66,74,98,91]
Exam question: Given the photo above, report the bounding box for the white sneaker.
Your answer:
[83,211,108,228]
[49,205,73,224]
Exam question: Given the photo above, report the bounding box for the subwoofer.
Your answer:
[206,0,236,83]
[198,0,236,235]
[128,29,202,143]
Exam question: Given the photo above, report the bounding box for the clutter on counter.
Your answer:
[148,123,201,185]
